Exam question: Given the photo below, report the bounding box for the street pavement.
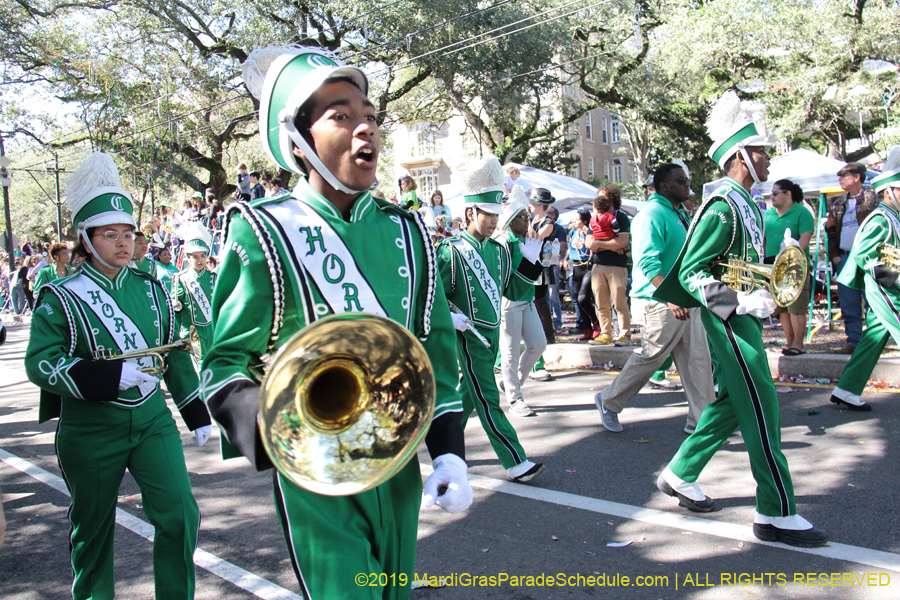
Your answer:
[1,324,899,599]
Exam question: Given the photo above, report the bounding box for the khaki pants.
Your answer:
[591,264,630,337]
[601,299,713,430]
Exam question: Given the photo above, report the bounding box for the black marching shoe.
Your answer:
[656,475,716,513]
[829,394,872,412]
[753,523,829,548]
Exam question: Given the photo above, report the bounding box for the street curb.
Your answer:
[543,342,900,386]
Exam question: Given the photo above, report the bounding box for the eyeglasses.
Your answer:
[93,231,134,242]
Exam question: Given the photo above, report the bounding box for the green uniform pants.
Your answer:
[667,311,797,518]
[834,311,889,396]
[457,327,528,469]
[273,459,422,600]
[56,395,199,600]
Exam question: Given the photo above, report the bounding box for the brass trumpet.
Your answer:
[716,244,808,307]
[92,326,202,376]
[258,313,435,496]
[878,244,900,271]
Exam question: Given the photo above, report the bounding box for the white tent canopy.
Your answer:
[702,148,881,199]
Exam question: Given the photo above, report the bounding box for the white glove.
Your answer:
[118,362,159,391]
[780,229,800,251]
[519,237,542,264]
[736,289,777,318]
[172,300,183,312]
[423,453,473,513]
[192,425,212,446]
[450,312,473,333]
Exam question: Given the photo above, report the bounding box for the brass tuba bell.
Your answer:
[716,244,808,307]
[258,313,435,496]
[878,244,900,271]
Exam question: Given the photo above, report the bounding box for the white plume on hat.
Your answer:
[242,46,294,100]
[508,184,528,205]
[706,90,745,141]
[884,145,900,174]
[463,155,504,194]
[672,159,691,180]
[64,152,122,215]
[175,221,212,248]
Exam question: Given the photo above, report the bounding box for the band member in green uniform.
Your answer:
[24,152,212,600]
[32,242,72,291]
[201,46,473,600]
[653,91,828,548]
[172,223,216,354]
[155,246,179,293]
[437,156,545,483]
[130,229,155,275]
[832,146,900,412]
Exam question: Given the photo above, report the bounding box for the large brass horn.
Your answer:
[93,325,202,376]
[259,313,435,496]
[716,244,808,307]
[878,244,900,271]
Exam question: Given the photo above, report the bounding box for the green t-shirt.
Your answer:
[763,202,815,260]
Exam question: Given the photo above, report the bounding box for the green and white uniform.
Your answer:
[25,262,209,600]
[32,263,72,292]
[834,202,900,400]
[156,260,179,293]
[173,267,216,353]
[655,177,800,520]
[437,230,533,468]
[131,255,156,276]
[201,180,465,600]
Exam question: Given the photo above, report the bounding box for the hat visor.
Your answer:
[529,198,555,205]
[473,203,503,214]
[80,212,136,230]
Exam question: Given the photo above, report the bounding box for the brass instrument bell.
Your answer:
[258,313,435,496]
[716,244,808,307]
[878,244,900,271]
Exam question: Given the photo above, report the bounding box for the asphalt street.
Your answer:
[1,324,899,599]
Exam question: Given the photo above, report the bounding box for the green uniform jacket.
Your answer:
[837,203,900,293]
[173,267,216,352]
[156,261,179,293]
[655,177,765,321]
[24,261,209,429]
[32,264,72,293]
[131,257,156,277]
[201,179,465,468]
[631,193,690,301]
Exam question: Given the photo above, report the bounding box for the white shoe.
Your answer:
[530,369,552,382]
[649,378,681,390]
[507,460,545,483]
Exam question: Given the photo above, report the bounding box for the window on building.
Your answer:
[570,163,580,180]
[410,167,438,199]
[462,131,478,155]
[588,157,595,179]
[604,161,610,180]
[610,117,621,143]
[602,116,608,144]
[411,123,436,157]
[585,113,593,141]
[612,159,623,183]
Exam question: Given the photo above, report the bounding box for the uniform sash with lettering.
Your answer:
[185,273,213,323]
[63,276,158,402]
[453,238,501,324]
[728,190,765,261]
[261,200,388,318]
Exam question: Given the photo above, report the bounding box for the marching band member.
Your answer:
[436,156,545,483]
[24,152,211,599]
[172,223,216,354]
[201,46,472,600]
[831,146,900,412]
[130,229,155,275]
[32,242,72,292]
[652,91,828,547]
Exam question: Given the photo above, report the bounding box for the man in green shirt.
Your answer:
[653,91,827,548]
[831,146,900,412]
[594,163,713,434]
[32,242,72,291]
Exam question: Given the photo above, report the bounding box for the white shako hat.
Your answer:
[177,222,213,254]
[462,155,504,215]
[706,90,772,172]
[497,185,529,231]
[872,146,900,194]
[242,45,369,195]
[64,152,135,269]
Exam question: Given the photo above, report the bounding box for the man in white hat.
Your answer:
[494,186,545,417]
[652,90,828,548]
[831,146,900,412]
[201,45,472,599]
[437,156,545,483]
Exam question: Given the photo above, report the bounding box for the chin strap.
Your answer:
[739,148,762,186]
[79,226,116,270]
[282,120,366,196]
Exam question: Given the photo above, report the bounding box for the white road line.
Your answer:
[420,464,900,573]
[0,448,301,600]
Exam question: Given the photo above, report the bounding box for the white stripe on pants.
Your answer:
[600,298,713,429]
[500,300,547,405]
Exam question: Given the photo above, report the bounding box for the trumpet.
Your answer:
[258,313,435,496]
[878,244,900,271]
[92,326,202,376]
[715,245,808,307]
